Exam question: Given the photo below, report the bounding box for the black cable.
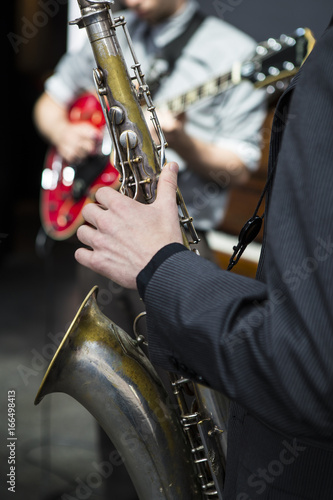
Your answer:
[227,163,277,271]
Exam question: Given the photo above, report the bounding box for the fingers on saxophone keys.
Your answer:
[76,223,96,250]
[81,198,107,229]
[75,245,95,270]
[95,186,114,207]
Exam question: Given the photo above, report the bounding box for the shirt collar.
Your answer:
[141,0,200,49]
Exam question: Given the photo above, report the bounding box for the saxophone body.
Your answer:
[35,286,199,499]
[35,2,229,498]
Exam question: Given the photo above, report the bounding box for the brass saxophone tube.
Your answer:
[71,0,160,204]
[35,286,200,499]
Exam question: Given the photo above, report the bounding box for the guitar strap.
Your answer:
[146,9,206,97]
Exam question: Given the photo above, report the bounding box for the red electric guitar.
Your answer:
[40,93,119,240]
[40,28,315,240]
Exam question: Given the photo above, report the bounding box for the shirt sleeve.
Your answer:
[212,81,267,171]
[44,41,96,107]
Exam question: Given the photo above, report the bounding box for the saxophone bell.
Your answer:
[35,286,200,499]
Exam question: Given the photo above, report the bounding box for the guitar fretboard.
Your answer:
[160,28,314,115]
[165,72,233,114]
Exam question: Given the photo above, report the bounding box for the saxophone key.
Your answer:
[120,130,138,149]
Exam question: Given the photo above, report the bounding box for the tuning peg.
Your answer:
[283,61,295,71]
[268,66,280,76]
[256,45,268,56]
[295,27,306,37]
[267,38,282,51]
[266,85,276,95]
[240,61,255,78]
[279,34,296,46]
[255,72,266,82]
[276,80,287,90]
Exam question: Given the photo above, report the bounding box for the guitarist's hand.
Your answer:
[33,93,104,165]
[54,121,103,165]
[146,108,186,150]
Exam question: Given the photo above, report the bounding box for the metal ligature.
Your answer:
[35,1,229,498]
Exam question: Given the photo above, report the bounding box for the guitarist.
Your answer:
[34,0,267,245]
[33,0,266,499]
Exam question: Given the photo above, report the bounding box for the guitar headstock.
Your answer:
[240,28,316,94]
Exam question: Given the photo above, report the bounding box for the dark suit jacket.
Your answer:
[137,17,333,499]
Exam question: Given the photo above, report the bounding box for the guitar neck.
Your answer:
[165,71,234,114]
[162,28,316,115]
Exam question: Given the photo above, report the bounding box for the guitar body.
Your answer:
[40,93,119,240]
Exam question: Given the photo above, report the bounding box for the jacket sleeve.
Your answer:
[138,23,333,446]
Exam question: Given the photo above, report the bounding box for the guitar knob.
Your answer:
[62,166,75,186]
[57,214,69,228]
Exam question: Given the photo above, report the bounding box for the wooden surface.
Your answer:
[217,108,274,241]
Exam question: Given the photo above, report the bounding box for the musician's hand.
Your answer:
[75,162,183,289]
[147,108,186,150]
[55,121,103,164]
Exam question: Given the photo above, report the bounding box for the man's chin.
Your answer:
[134,9,160,24]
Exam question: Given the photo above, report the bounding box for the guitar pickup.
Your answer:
[72,154,110,201]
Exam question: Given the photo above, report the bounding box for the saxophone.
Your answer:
[34,2,229,498]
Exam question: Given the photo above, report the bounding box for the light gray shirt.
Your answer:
[45,0,266,230]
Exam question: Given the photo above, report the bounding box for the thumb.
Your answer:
[156,162,179,205]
